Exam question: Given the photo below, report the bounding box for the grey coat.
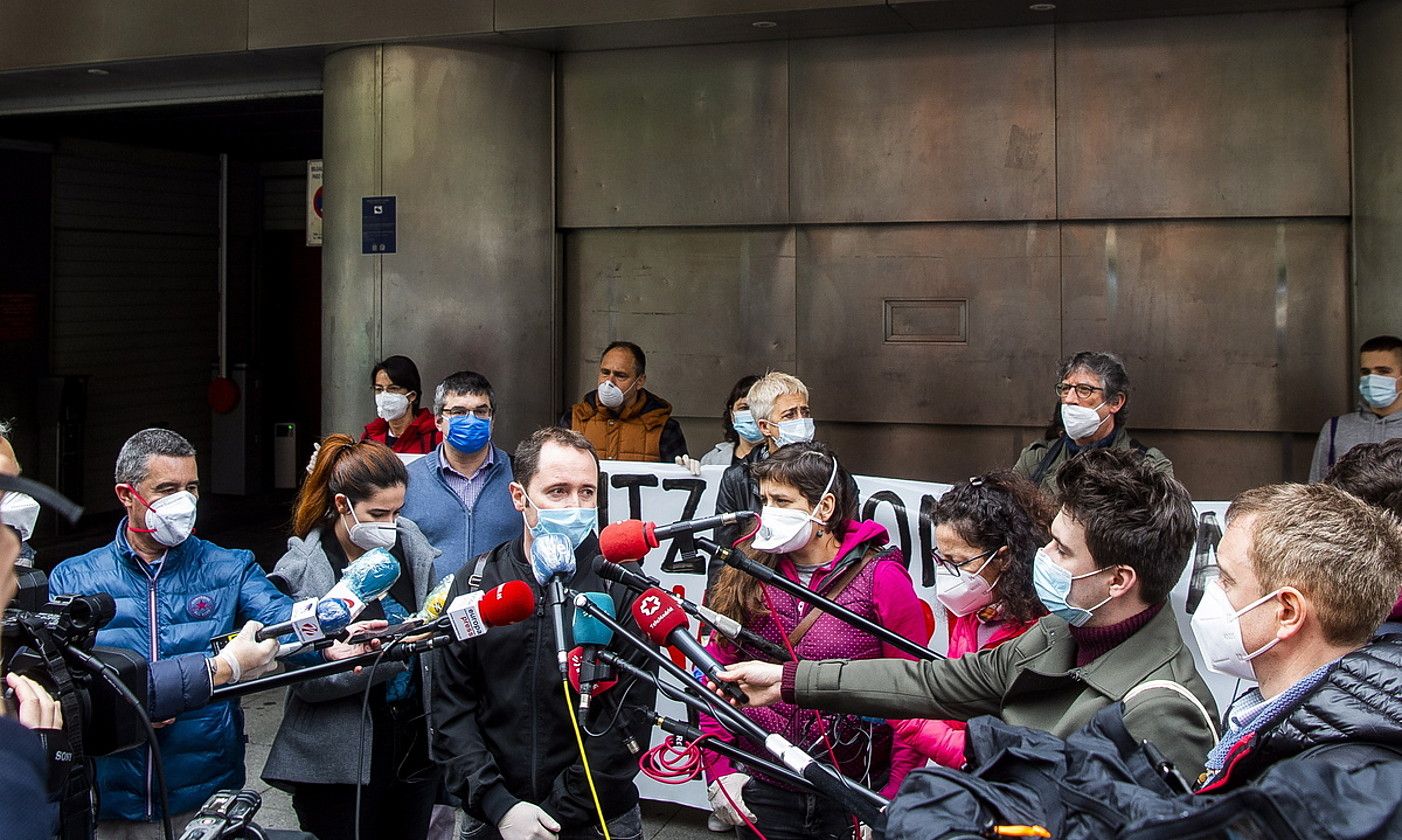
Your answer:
[260,518,440,787]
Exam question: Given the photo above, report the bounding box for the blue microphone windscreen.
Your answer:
[530,533,577,587]
[571,592,615,646]
[315,598,353,633]
[344,547,401,600]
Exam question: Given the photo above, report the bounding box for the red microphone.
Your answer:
[445,580,537,641]
[629,587,747,704]
[481,579,537,626]
[600,512,756,562]
[567,646,619,696]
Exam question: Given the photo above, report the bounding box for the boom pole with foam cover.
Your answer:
[599,520,656,563]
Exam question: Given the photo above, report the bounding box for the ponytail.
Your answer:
[291,434,408,539]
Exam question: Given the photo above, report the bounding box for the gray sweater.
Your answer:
[260,518,440,787]
[1309,407,1402,481]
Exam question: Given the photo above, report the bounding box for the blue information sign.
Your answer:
[361,196,397,254]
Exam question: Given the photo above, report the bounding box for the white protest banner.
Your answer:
[595,460,1238,809]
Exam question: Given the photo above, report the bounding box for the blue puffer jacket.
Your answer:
[401,444,519,583]
[48,522,293,822]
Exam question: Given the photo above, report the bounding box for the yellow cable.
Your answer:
[563,679,613,840]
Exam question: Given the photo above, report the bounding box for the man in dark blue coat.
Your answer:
[49,429,296,838]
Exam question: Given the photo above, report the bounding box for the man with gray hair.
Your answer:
[709,372,857,584]
[1013,350,1172,495]
[48,428,298,839]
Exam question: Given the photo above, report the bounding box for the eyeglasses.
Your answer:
[442,406,493,420]
[932,546,1000,575]
[373,385,409,395]
[1054,382,1105,400]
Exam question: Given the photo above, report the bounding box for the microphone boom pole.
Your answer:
[571,594,888,826]
[695,537,945,662]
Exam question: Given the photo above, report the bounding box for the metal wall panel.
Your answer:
[818,422,1039,485]
[0,0,247,70]
[1056,10,1349,219]
[1351,0,1402,345]
[790,28,1056,223]
[499,0,887,30]
[564,228,797,420]
[1060,220,1350,434]
[558,43,789,228]
[797,224,1062,426]
[1132,430,1319,500]
[248,0,493,50]
[377,44,556,447]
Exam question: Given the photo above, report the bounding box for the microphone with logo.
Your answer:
[258,547,401,643]
[570,593,616,715]
[630,587,747,705]
[441,579,537,642]
[531,532,577,675]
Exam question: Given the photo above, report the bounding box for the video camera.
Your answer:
[1,566,151,757]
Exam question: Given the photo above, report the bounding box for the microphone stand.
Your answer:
[593,557,791,663]
[548,578,570,675]
[571,594,888,826]
[209,630,452,702]
[695,537,945,661]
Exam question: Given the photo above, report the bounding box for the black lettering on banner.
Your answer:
[660,478,707,573]
[917,494,939,588]
[861,491,912,568]
[611,473,659,521]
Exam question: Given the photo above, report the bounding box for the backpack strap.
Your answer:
[466,553,490,591]
[1327,415,1339,467]
[1030,437,1067,487]
[1128,437,1149,455]
[1125,679,1220,743]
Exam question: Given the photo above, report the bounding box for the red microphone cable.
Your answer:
[639,733,770,840]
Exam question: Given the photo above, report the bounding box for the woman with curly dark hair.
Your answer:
[888,470,1051,776]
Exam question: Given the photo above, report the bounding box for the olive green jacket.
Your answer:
[791,605,1219,779]
[1012,425,1172,495]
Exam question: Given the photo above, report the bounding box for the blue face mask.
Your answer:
[445,414,491,454]
[1032,548,1113,627]
[731,409,765,444]
[1360,374,1399,409]
[519,487,597,550]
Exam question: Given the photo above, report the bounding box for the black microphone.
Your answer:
[630,588,747,705]
[590,556,790,663]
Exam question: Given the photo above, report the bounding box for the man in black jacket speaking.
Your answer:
[432,427,657,840]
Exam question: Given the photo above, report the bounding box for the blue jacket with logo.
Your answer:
[401,444,519,583]
[48,522,293,822]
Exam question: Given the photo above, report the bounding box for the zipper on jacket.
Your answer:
[145,573,158,820]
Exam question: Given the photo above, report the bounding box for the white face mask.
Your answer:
[375,392,410,421]
[1061,402,1109,441]
[0,492,40,542]
[772,417,816,447]
[1190,579,1283,682]
[339,494,398,551]
[597,379,634,409]
[139,490,198,547]
[936,551,1000,618]
[752,458,837,555]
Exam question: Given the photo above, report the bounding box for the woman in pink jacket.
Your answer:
[889,471,1051,779]
[699,442,929,840]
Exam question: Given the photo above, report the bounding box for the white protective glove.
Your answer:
[305,441,321,475]
[498,801,561,840]
[674,454,702,476]
[707,772,755,827]
[217,621,280,684]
